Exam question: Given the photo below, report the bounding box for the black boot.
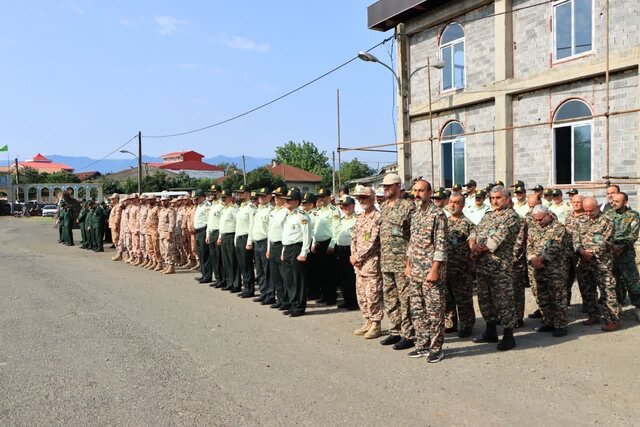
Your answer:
[497,328,516,351]
[473,322,499,343]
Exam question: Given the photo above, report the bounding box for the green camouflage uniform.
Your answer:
[607,206,640,307]
[380,198,416,340]
[445,215,475,331]
[93,204,105,251]
[573,213,620,323]
[565,213,587,304]
[512,216,528,320]
[470,207,521,329]
[407,203,448,353]
[527,218,568,328]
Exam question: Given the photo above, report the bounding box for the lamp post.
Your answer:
[358,50,444,186]
[120,150,142,194]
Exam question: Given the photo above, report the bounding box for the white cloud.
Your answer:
[154,16,186,36]
[211,33,269,53]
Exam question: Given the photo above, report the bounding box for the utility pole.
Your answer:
[14,157,19,203]
[137,131,143,194]
[242,155,247,186]
[332,151,336,196]
[336,89,342,188]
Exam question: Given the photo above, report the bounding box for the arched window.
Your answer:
[440,23,464,91]
[553,99,593,184]
[441,121,465,188]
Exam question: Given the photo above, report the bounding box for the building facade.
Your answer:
[367,0,639,200]
[150,151,225,179]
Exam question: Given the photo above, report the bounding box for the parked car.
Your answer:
[42,205,58,217]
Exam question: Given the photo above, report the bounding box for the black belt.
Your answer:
[221,232,235,237]
[270,240,282,245]
[195,226,206,233]
[284,242,303,247]
[337,244,351,249]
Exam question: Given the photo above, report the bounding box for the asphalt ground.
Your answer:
[1,217,639,426]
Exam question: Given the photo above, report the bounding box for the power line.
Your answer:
[145,36,395,139]
[75,134,138,172]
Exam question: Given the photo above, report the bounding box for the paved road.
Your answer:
[1,217,639,426]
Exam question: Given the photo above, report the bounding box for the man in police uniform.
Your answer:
[301,192,319,299]
[234,185,257,297]
[529,185,544,201]
[312,187,340,305]
[332,195,358,310]
[192,189,212,284]
[217,189,241,292]
[464,180,478,208]
[249,187,274,303]
[542,188,554,207]
[206,185,225,288]
[267,186,289,308]
[281,188,312,317]
[463,190,489,225]
[549,189,571,225]
[513,185,530,218]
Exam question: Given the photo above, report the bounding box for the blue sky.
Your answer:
[1,1,399,170]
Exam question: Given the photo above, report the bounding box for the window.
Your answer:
[553,100,592,184]
[553,0,593,61]
[440,23,464,91]
[441,121,465,188]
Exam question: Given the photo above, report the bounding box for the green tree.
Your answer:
[14,166,47,184]
[122,178,138,194]
[47,170,80,183]
[340,158,376,182]
[274,140,333,187]
[98,176,123,195]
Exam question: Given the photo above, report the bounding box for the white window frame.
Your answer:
[439,23,465,92]
[440,122,466,188]
[552,118,593,184]
[552,0,595,63]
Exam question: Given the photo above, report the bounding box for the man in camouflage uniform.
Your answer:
[108,193,122,249]
[158,194,176,274]
[137,195,149,265]
[527,205,569,337]
[525,194,544,319]
[351,187,384,339]
[405,180,448,362]
[469,185,520,351]
[113,196,130,261]
[574,197,620,331]
[127,194,140,264]
[512,210,527,327]
[607,192,640,321]
[145,196,160,270]
[444,191,475,338]
[565,195,587,307]
[379,173,416,350]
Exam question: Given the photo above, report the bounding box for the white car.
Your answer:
[42,205,58,217]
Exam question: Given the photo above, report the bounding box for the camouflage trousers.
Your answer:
[139,233,147,260]
[131,232,141,258]
[409,279,446,352]
[382,272,415,340]
[174,231,183,264]
[613,248,640,307]
[476,259,517,329]
[181,229,191,262]
[445,261,476,331]
[533,270,568,328]
[159,233,175,266]
[356,273,384,322]
[190,232,198,261]
[122,231,133,257]
[111,229,120,249]
[513,258,527,321]
[577,256,620,323]
[146,232,159,263]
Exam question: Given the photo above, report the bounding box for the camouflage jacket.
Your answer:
[407,203,448,281]
[351,209,382,277]
[470,207,521,268]
[606,207,640,250]
[513,216,527,263]
[108,202,122,230]
[526,218,567,275]
[446,215,473,262]
[146,205,159,232]
[573,213,614,259]
[379,198,415,272]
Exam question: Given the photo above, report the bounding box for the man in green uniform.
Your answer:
[93,200,106,252]
[78,201,89,249]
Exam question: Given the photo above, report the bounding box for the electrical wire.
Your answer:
[75,134,138,172]
[145,36,395,139]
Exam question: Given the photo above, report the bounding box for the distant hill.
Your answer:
[46,155,273,174]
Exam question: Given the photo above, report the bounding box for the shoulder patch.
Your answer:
[301,219,308,224]
[333,214,340,220]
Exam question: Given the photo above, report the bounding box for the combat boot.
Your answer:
[154,263,164,272]
[601,322,620,332]
[633,308,640,322]
[190,262,200,271]
[163,265,175,275]
[111,253,122,261]
[473,322,499,343]
[497,328,516,351]
[353,319,372,336]
[184,259,196,269]
[364,321,382,339]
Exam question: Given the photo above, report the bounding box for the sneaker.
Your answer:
[408,349,429,358]
[427,350,444,363]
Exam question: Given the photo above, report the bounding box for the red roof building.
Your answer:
[266,163,322,193]
[150,150,224,179]
[18,153,74,173]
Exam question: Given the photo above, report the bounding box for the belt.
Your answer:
[284,241,303,247]
[337,244,351,249]
[221,232,235,237]
[195,226,207,233]
[270,240,282,245]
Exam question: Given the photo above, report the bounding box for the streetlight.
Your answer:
[358,50,444,186]
[120,150,142,194]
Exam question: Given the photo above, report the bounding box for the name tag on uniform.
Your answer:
[391,225,401,236]
[593,233,602,244]
[365,231,371,241]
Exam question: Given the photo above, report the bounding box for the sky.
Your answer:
[0,1,400,170]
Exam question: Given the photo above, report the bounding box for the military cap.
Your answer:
[431,189,447,200]
[452,184,463,192]
[511,180,525,189]
[341,184,350,194]
[485,183,495,191]
[464,179,477,188]
[382,173,402,186]
[272,185,288,196]
[254,187,269,196]
[108,193,120,199]
[353,185,375,197]
[160,193,170,201]
[476,190,487,199]
[130,193,139,199]
[283,188,302,201]
[543,188,554,197]
[236,184,250,193]
[529,185,544,192]
[302,192,316,203]
[338,196,356,205]
[250,191,258,199]
[210,184,222,192]
[317,187,331,197]
[192,189,205,198]
[514,186,526,194]
[169,198,178,204]
[495,180,505,187]
[552,189,563,197]
[444,189,452,198]
[220,189,233,197]
[567,188,579,195]
[375,186,384,197]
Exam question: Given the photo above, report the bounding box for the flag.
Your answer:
[0,145,7,152]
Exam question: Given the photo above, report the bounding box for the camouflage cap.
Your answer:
[108,193,120,199]
[382,173,402,186]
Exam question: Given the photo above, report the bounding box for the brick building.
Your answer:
[366,0,639,200]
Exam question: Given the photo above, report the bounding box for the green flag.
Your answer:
[0,145,7,152]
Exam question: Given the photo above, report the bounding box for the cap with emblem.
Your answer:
[338,196,356,205]
[552,189,563,197]
[256,187,270,196]
[431,189,447,200]
[220,189,233,197]
[567,188,579,195]
[272,185,287,196]
[250,191,258,199]
[485,183,495,191]
[464,179,477,188]
[301,192,316,203]
[514,186,525,194]
[382,173,402,186]
[495,180,505,187]
[193,189,205,198]
[283,188,302,201]
[543,188,554,197]
[317,187,331,197]
[444,189,451,198]
[452,184,462,192]
[511,180,525,188]
[210,184,222,192]
[475,190,487,199]
[236,185,250,193]
[529,184,544,192]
